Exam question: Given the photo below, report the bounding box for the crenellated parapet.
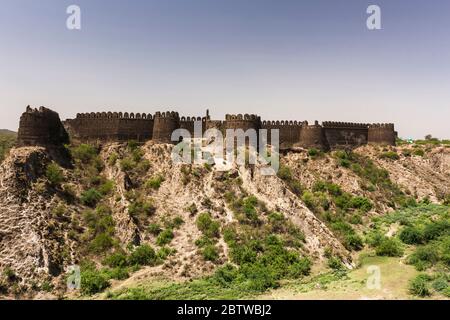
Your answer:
[18,106,69,147]
[76,112,154,120]
[322,121,369,129]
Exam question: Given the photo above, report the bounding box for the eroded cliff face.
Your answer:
[0,148,74,295]
[0,142,448,298]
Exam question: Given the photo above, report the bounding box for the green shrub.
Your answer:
[432,276,448,292]
[127,140,139,151]
[277,165,292,181]
[301,191,316,211]
[156,229,174,246]
[240,262,278,291]
[108,152,118,166]
[213,264,240,286]
[128,200,156,223]
[157,246,175,260]
[148,223,162,236]
[375,238,404,257]
[312,181,327,193]
[145,175,165,190]
[80,268,110,295]
[308,148,322,158]
[80,189,103,207]
[327,256,344,270]
[171,216,185,229]
[89,233,115,253]
[98,180,114,195]
[103,267,130,280]
[399,226,423,244]
[239,196,258,222]
[46,163,64,186]
[350,197,373,212]
[103,252,129,268]
[84,205,114,234]
[402,150,412,157]
[287,257,312,278]
[408,245,440,270]
[132,148,144,162]
[120,158,134,172]
[349,214,363,225]
[413,149,425,157]
[380,151,400,160]
[408,274,431,297]
[128,245,157,266]
[196,212,220,238]
[344,233,364,251]
[202,244,219,262]
[83,205,115,253]
[72,144,98,164]
[422,220,450,241]
[365,230,385,248]
[326,183,342,196]
[0,131,16,163]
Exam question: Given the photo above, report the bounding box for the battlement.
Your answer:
[17,106,397,149]
[261,120,302,126]
[322,121,369,129]
[368,123,395,129]
[225,114,260,121]
[76,112,153,120]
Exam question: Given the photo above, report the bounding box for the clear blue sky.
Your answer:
[1,0,449,138]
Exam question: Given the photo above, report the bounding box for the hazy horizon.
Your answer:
[1,0,449,139]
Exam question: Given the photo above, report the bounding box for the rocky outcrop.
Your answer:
[0,148,75,293]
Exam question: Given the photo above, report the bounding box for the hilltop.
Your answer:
[0,139,448,299]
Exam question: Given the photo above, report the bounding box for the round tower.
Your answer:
[152,111,180,144]
[18,106,69,146]
[368,123,396,146]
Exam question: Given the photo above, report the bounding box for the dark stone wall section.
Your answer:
[18,106,69,147]
[17,107,397,149]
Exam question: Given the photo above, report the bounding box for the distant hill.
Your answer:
[0,129,17,162]
[0,129,17,136]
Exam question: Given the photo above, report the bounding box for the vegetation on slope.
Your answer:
[366,204,450,298]
[0,130,16,163]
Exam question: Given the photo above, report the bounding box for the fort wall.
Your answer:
[298,121,329,150]
[64,112,153,143]
[368,123,396,145]
[18,106,397,149]
[322,121,369,149]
